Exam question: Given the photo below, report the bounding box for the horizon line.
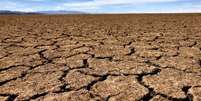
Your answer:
[1,10,201,14]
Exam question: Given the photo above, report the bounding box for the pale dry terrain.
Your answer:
[0,14,201,101]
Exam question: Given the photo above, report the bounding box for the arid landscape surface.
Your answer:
[0,14,201,101]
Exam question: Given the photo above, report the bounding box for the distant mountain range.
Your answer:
[0,10,41,15]
[0,10,86,15]
[38,10,86,14]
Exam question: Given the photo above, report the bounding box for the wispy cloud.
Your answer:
[62,0,180,10]
[0,1,17,10]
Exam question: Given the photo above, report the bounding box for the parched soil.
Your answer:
[0,14,201,101]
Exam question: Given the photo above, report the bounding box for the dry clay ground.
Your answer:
[0,14,201,101]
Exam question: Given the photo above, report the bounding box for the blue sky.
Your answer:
[0,0,201,13]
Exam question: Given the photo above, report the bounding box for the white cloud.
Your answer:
[0,1,17,10]
[0,1,34,12]
[63,0,179,9]
[109,9,201,13]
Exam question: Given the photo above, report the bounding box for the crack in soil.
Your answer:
[144,60,198,74]
[199,59,201,67]
[126,47,135,56]
[0,65,23,72]
[0,77,19,87]
[137,68,194,101]
[95,56,113,61]
[136,68,160,101]
[56,64,71,93]
[86,75,109,91]
[0,94,18,101]
[105,93,121,101]
[26,92,48,101]
[0,66,30,86]
[123,41,133,48]
[38,49,53,63]
[182,86,193,101]
[158,93,193,101]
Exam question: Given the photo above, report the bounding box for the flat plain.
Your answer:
[0,14,201,101]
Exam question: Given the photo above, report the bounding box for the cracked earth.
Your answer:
[0,14,201,101]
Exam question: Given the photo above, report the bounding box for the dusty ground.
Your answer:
[0,14,201,101]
